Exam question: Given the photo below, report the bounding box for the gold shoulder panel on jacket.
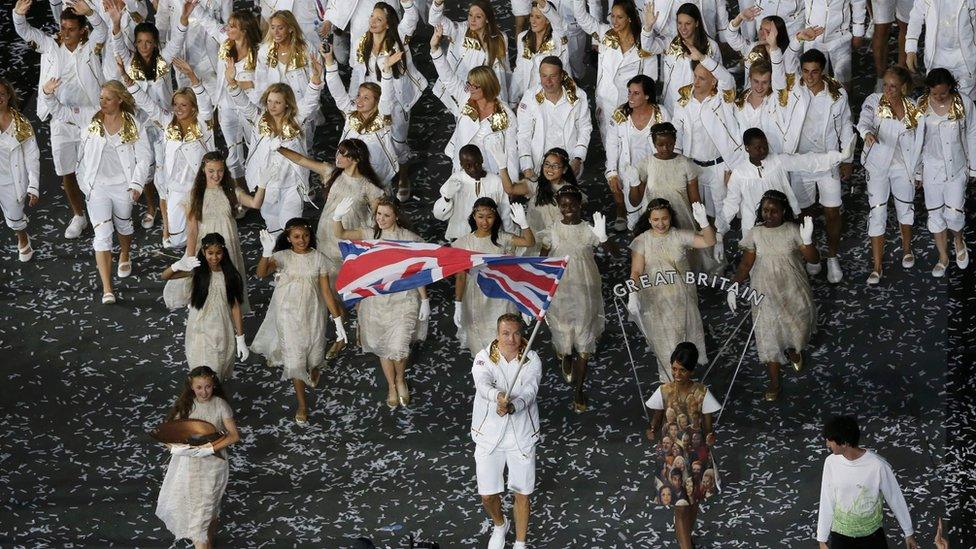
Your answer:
[11,110,34,143]
[677,84,693,107]
[611,108,627,124]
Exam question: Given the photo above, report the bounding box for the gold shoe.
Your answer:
[308,366,321,388]
[764,386,780,402]
[573,393,588,413]
[560,356,573,384]
[385,389,399,410]
[396,381,411,407]
[326,340,345,360]
[789,352,803,373]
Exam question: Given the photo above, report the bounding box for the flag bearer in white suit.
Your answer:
[42,79,153,305]
[515,56,591,182]
[13,0,106,240]
[792,48,854,282]
[915,69,976,278]
[471,314,542,549]
[0,80,40,263]
[799,0,866,91]
[671,50,742,261]
[905,0,976,100]
[856,66,924,285]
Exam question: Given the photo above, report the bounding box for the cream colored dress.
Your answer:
[740,223,817,363]
[630,229,708,382]
[196,187,250,314]
[155,396,232,544]
[453,231,518,356]
[316,168,386,272]
[542,221,604,355]
[521,179,571,256]
[635,154,715,274]
[250,250,335,383]
[357,227,427,360]
[185,271,237,381]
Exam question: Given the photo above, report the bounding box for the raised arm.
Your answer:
[427,0,463,38]
[397,0,420,41]
[13,1,57,53]
[278,146,333,177]
[296,54,324,123]
[40,79,90,125]
[323,47,355,111]
[430,25,466,112]
[572,0,603,36]
[537,0,566,37]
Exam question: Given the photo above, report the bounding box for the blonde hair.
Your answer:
[467,66,501,102]
[101,80,136,115]
[171,87,199,118]
[264,10,308,55]
[0,78,20,111]
[260,82,301,134]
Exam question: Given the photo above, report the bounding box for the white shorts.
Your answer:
[871,0,913,24]
[86,183,135,252]
[50,119,81,177]
[0,185,28,231]
[793,170,843,209]
[923,169,967,233]
[474,435,536,496]
[510,0,532,16]
[865,167,914,237]
[166,190,190,248]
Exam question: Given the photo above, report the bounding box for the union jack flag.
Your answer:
[336,240,567,319]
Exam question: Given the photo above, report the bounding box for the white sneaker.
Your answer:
[64,215,87,239]
[487,518,510,549]
[826,257,843,283]
[805,261,822,276]
[956,243,970,269]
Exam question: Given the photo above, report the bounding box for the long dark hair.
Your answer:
[274,217,317,252]
[190,233,244,309]
[165,366,230,422]
[611,0,642,40]
[190,151,239,223]
[467,197,503,246]
[363,2,407,78]
[755,190,797,226]
[524,3,553,54]
[633,198,679,237]
[372,196,413,238]
[925,67,959,92]
[675,3,709,55]
[534,148,577,207]
[762,16,790,53]
[131,22,163,81]
[467,0,508,68]
[326,139,386,194]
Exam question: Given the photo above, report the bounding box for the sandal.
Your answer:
[932,260,949,278]
[101,292,116,304]
[326,340,345,360]
[901,254,914,269]
[17,240,34,262]
[866,270,882,285]
[117,260,132,278]
[764,386,781,402]
[141,211,156,229]
[788,351,803,373]
[956,243,970,269]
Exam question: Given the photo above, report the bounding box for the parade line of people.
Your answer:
[4,0,970,547]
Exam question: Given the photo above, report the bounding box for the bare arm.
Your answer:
[256,257,277,278]
[455,271,466,301]
[728,248,756,284]
[211,416,240,453]
[318,274,345,318]
[278,146,332,175]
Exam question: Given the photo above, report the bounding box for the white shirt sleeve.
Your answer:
[701,389,721,414]
[645,386,664,409]
[816,458,834,542]
[879,459,915,538]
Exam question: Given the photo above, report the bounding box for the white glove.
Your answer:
[626,292,640,319]
[259,229,276,257]
[194,443,216,458]
[171,255,201,272]
[332,316,347,342]
[691,202,709,230]
[591,212,608,243]
[521,312,533,325]
[418,298,430,321]
[169,444,196,456]
[235,334,249,361]
[331,196,356,221]
[800,216,814,245]
[432,195,453,221]
[510,203,529,230]
[453,300,462,327]
[726,288,737,313]
[713,231,725,262]
[484,135,508,171]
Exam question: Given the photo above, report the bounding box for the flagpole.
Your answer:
[506,315,544,395]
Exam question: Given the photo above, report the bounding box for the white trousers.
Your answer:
[260,187,306,234]
[218,106,247,180]
[696,163,727,218]
[86,184,135,252]
[923,170,967,233]
[866,167,914,237]
[0,184,28,231]
[166,190,190,248]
